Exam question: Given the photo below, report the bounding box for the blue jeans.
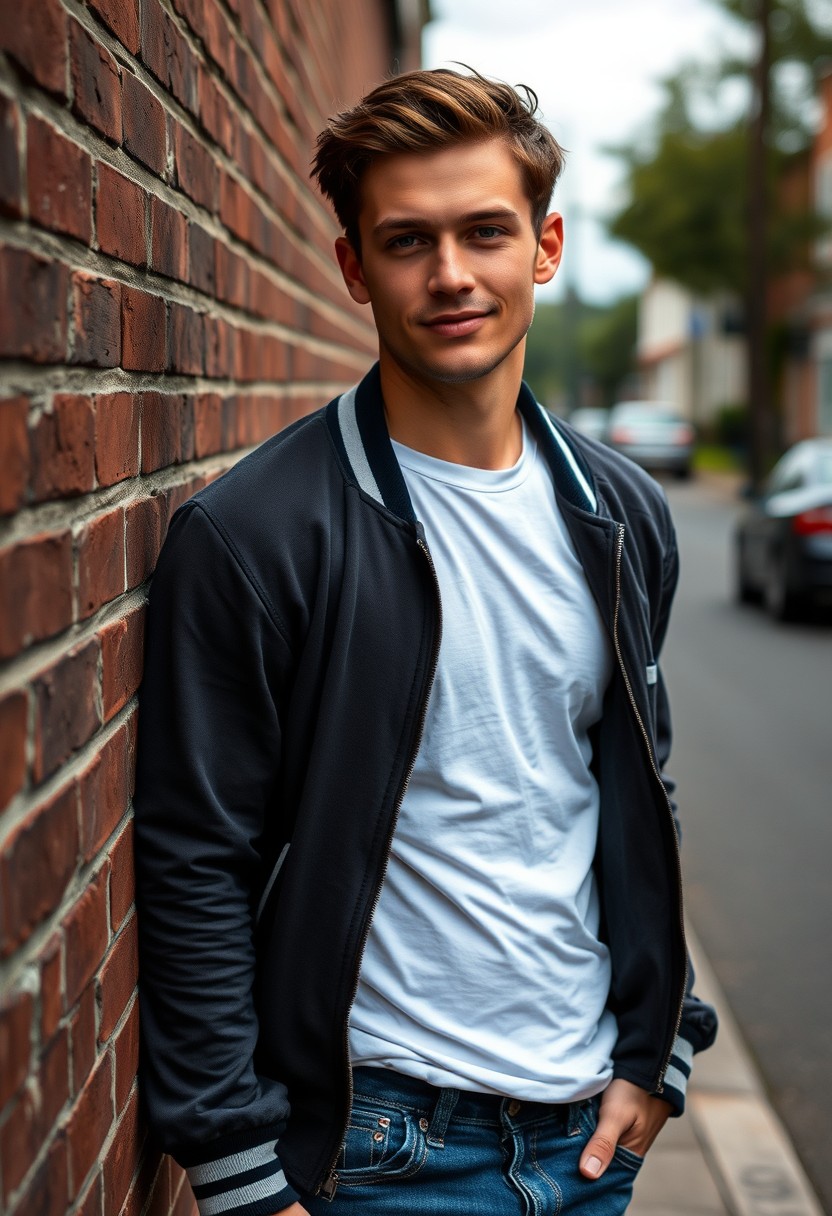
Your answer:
[302,1067,643,1215]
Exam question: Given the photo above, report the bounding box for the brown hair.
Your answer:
[311,67,565,253]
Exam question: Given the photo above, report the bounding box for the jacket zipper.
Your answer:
[612,523,688,1091]
[319,528,444,1199]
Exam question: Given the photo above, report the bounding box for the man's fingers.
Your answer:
[579,1125,620,1179]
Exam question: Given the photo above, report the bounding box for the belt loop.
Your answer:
[426,1086,459,1148]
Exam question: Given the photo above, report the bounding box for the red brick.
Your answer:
[171,1163,198,1216]
[121,285,166,372]
[0,92,22,218]
[193,392,223,456]
[0,784,78,957]
[215,242,249,309]
[121,69,166,176]
[40,935,63,1044]
[141,0,196,111]
[0,0,68,98]
[79,724,130,861]
[94,392,139,487]
[77,506,125,619]
[168,303,204,375]
[96,162,146,266]
[74,1172,103,1216]
[0,531,74,660]
[140,392,182,471]
[172,121,216,211]
[124,1148,165,1216]
[189,223,215,295]
[33,639,101,784]
[150,196,188,281]
[13,1132,69,1216]
[62,867,109,1010]
[100,607,145,723]
[0,986,33,1108]
[112,997,138,1113]
[0,1030,69,1201]
[205,317,237,379]
[70,273,121,368]
[198,68,233,154]
[109,820,134,933]
[70,983,97,1096]
[0,689,27,811]
[66,1051,113,1193]
[87,0,140,55]
[70,20,121,143]
[31,394,95,501]
[0,246,68,363]
[103,1087,142,1213]
[125,492,169,588]
[27,115,92,243]
[98,915,138,1041]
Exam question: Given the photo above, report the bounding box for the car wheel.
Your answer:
[735,539,759,605]
[763,556,800,622]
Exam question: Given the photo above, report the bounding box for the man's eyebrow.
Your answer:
[372,208,521,236]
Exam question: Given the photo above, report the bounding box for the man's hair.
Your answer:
[311,67,565,253]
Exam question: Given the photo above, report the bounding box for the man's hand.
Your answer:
[272,1205,310,1215]
[579,1078,671,1179]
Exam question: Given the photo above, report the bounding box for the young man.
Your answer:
[134,69,717,1216]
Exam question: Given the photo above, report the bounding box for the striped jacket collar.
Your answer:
[325,362,597,521]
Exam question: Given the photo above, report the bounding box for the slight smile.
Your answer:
[421,310,493,338]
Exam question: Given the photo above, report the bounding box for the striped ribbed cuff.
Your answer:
[186,1135,300,1216]
[658,1034,694,1114]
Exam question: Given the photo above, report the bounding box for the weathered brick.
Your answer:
[31,394,95,501]
[0,1030,69,1202]
[40,934,63,1044]
[70,273,121,368]
[150,196,188,281]
[70,19,121,143]
[79,723,131,861]
[0,246,68,363]
[173,120,217,211]
[112,998,138,1113]
[198,67,233,155]
[0,532,74,660]
[103,1088,142,1213]
[0,689,27,811]
[124,1148,165,1216]
[215,241,249,309]
[13,1132,69,1216]
[205,316,237,379]
[77,506,126,619]
[141,0,196,111]
[100,606,145,723]
[0,0,68,98]
[33,639,101,784]
[87,0,140,55]
[96,162,146,266]
[70,982,97,1096]
[0,92,22,218]
[98,915,138,1040]
[121,69,166,176]
[109,820,134,933]
[0,395,28,515]
[0,985,33,1108]
[168,303,204,375]
[62,867,109,1010]
[125,492,168,588]
[27,115,92,243]
[141,392,183,471]
[95,392,139,487]
[193,392,223,457]
[0,783,78,957]
[67,1051,113,1193]
[189,223,215,295]
[121,285,166,372]
[74,1174,103,1216]
[171,1161,198,1216]
[180,393,195,461]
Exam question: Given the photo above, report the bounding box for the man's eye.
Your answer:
[389,234,420,249]
[474,226,503,239]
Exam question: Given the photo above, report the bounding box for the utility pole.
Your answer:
[747,0,771,491]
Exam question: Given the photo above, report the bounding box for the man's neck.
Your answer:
[379,351,525,471]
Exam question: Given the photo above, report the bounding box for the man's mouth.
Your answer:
[421,310,492,337]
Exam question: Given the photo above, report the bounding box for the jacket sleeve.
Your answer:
[649,495,718,1114]
[133,500,302,1215]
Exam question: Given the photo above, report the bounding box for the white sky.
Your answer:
[423,0,750,303]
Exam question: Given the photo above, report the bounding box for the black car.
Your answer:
[734,438,832,620]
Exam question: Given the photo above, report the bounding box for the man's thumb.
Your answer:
[579,1125,617,1179]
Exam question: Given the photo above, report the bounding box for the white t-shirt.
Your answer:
[349,419,617,1101]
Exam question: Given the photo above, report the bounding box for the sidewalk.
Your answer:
[630,928,824,1216]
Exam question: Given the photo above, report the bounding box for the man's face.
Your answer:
[335,139,562,390]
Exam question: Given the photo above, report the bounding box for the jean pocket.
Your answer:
[336,1095,427,1185]
[612,1143,644,1172]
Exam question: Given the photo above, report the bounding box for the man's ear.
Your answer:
[534,212,564,286]
[335,237,371,305]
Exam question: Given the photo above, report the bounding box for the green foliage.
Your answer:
[523,296,638,410]
[578,295,639,408]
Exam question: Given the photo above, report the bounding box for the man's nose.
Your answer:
[428,240,475,295]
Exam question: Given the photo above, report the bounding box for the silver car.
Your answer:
[606,402,695,479]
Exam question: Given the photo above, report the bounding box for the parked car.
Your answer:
[734,438,832,621]
[606,402,695,479]
[567,408,609,443]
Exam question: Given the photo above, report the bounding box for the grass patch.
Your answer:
[694,444,745,474]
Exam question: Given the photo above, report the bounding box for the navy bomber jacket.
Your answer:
[134,363,718,1216]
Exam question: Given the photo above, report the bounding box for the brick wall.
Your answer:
[0,1,416,1211]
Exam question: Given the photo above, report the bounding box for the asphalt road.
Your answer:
[660,476,832,1211]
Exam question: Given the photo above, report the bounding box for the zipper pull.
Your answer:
[320,1172,339,1200]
